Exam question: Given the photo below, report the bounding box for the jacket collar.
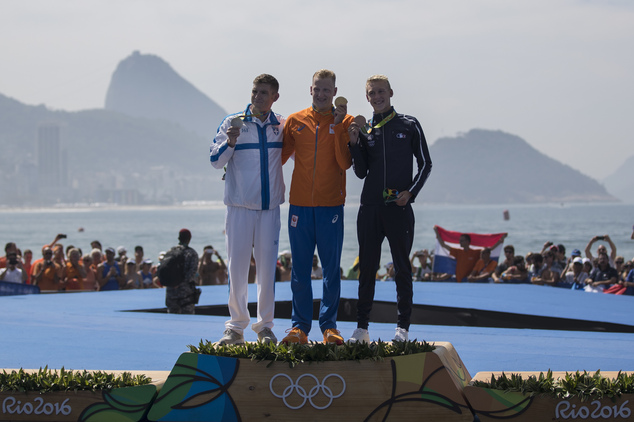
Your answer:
[372,106,396,122]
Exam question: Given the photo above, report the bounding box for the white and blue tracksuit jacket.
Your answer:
[210,105,285,210]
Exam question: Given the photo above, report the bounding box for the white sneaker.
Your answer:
[257,327,278,345]
[393,327,409,342]
[348,328,370,343]
[217,328,245,345]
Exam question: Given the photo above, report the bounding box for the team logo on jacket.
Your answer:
[291,215,298,228]
[273,127,280,135]
[332,215,339,224]
[367,135,375,147]
[396,133,406,139]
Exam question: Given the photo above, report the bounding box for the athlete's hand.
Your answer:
[334,103,347,125]
[395,191,412,206]
[348,122,360,145]
[227,126,240,147]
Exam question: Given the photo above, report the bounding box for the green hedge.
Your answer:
[188,340,435,367]
[0,367,152,393]
[472,370,634,401]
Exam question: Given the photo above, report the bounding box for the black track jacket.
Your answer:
[349,107,432,206]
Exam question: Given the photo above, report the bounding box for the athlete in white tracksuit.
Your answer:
[210,89,285,338]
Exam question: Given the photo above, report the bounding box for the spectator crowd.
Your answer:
[2,233,633,297]
[0,234,229,292]
[407,234,634,296]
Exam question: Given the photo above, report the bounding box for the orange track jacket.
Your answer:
[282,107,353,207]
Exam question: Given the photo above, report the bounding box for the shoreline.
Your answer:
[0,200,630,214]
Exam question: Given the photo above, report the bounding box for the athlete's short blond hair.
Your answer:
[312,69,336,84]
[366,74,391,90]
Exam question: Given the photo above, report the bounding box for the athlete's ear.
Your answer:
[273,92,280,102]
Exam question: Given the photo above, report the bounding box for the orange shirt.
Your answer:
[472,259,497,276]
[65,262,84,291]
[34,262,62,291]
[23,262,32,284]
[282,107,353,207]
[449,247,481,282]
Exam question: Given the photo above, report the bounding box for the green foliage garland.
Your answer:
[472,370,634,401]
[0,367,152,393]
[188,340,435,368]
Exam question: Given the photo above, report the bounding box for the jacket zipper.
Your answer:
[313,124,319,205]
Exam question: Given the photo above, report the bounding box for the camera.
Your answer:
[596,236,605,241]
[8,258,18,265]
[45,260,53,266]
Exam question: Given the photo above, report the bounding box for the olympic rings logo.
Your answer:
[269,373,346,410]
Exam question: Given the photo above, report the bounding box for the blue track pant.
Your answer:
[288,205,344,334]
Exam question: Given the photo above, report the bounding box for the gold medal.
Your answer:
[334,96,348,107]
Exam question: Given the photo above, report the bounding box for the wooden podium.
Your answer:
[0,385,158,422]
[147,342,473,421]
[464,371,634,421]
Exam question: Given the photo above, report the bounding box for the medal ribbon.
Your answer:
[367,110,396,134]
[311,105,334,116]
[238,111,266,121]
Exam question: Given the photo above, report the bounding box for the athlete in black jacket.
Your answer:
[347,75,432,343]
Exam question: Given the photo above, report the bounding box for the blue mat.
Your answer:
[2,281,633,375]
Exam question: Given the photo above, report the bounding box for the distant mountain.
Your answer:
[104,51,226,138]
[419,129,616,204]
[0,48,618,207]
[603,155,634,203]
[0,93,225,204]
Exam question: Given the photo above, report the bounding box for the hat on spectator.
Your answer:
[117,246,127,255]
[143,259,153,265]
[105,247,115,254]
[573,257,583,265]
[571,249,581,257]
[126,259,136,265]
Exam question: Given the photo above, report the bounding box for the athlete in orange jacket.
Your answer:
[282,107,353,206]
[280,69,352,346]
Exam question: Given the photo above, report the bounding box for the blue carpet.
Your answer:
[2,281,633,376]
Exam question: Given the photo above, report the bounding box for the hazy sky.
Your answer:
[2,0,633,180]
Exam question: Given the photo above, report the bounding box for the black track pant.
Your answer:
[356,203,415,330]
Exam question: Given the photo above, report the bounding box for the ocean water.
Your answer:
[2,202,634,272]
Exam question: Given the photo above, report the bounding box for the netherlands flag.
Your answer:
[432,225,507,279]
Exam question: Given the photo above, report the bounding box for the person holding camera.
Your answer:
[96,247,126,291]
[410,249,432,281]
[585,235,617,267]
[32,247,64,291]
[0,242,19,269]
[0,252,27,284]
[197,245,227,285]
